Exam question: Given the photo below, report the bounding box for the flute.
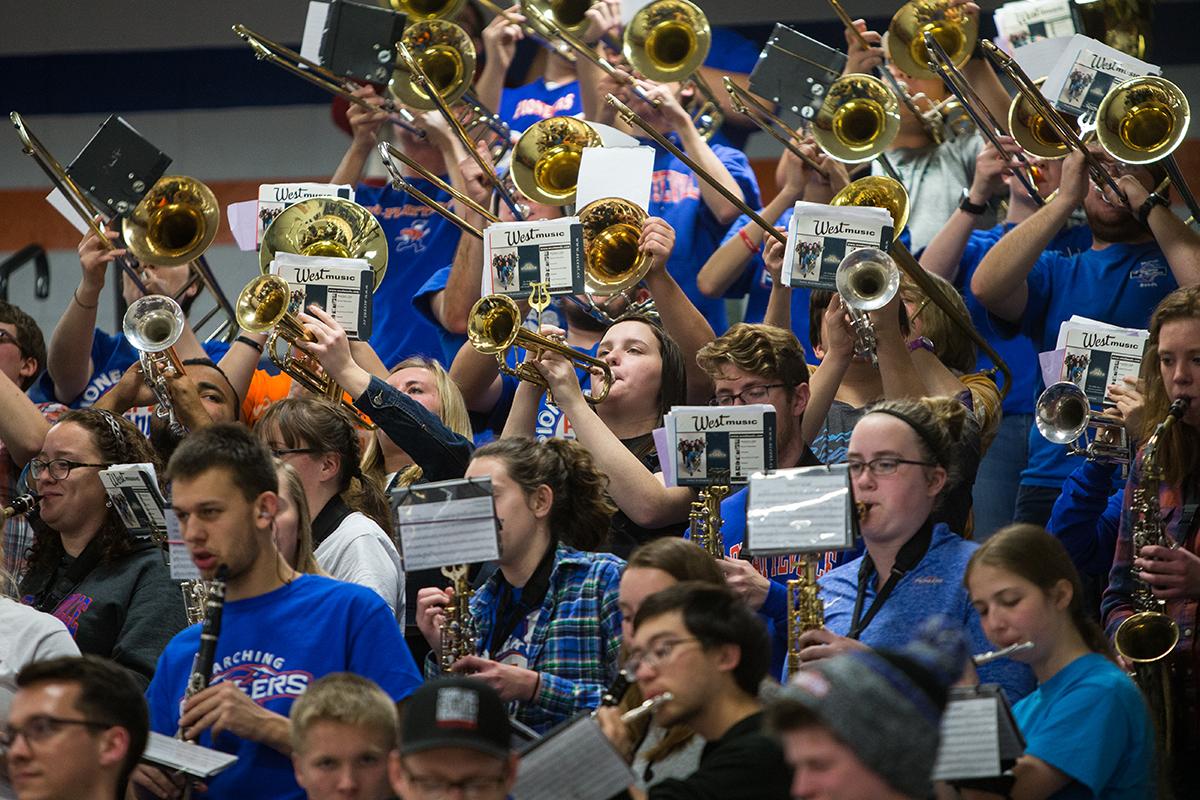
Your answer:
[2,493,38,520]
[619,693,674,724]
[973,641,1033,666]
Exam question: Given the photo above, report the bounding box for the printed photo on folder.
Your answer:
[744,464,858,557]
[271,253,373,340]
[256,183,353,248]
[993,0,1076,51]
[662,405,777,487]
[98,463,167,541]
[392,477,500,572]
[781,203,893,290]
[482,218,585,298]
[1042,34,1159,118]
[1055,316,1148,410]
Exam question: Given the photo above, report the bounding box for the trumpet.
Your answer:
[467,294,613,403]
[835,248,902,365]
[1034,381,1129,464]
[235,275,376,428]
[125,295,188,436]
[2,494,38,520]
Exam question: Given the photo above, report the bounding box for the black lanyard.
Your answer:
[311,496,354,549]
[489,541,556,654]
[848,520,934,640]
[24,538,106,614]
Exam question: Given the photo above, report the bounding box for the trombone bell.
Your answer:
[812,75,901,164]
[1008,78,1079,159]
[259,198,388,290]
[388,20,475,110]
[623,0,710,82]
[888,0,978,81]
[830,176,910,240]
[578,197,651,296]
[512,117,602,206]
[122,176,220,267]
[1095,76,1190,165]
[388,0,465,20]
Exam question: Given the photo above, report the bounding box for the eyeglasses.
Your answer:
[29,459,110,481]
[404,772,508,800]
[627,636,700,672]
[270,448,319,459]
[0,329,25,354]
[846,457,935,477]
[0,715,112,751]
[709,383,790,407]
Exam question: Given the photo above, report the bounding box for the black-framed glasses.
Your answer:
[846,457,935,477]
[709,383,790,407]
[0,329,25,354]
[626,636,701,672]
[403,771,508,800]
[0,715,113,751]
[270,448,320,459]
[29,458,110,481]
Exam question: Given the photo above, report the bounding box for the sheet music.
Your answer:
[932,696,1002,780]
[514,715,633,800]
[395,490,500,571]
[745,465,855,555]
[143,732,238,778]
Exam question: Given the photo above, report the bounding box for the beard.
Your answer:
[1084,192,1152,243]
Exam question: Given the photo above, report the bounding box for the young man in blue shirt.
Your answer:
[972,145,1200,526]
[132,424,422,800]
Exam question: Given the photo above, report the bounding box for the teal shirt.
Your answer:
[1013,652,1155,799]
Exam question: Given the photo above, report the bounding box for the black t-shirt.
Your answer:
[607,433,687,559]
[645,711,792,800]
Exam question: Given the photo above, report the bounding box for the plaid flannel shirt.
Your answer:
[1101,451,1200,660]
[427,545,624,733]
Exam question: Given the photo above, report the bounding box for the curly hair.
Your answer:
[473,437,616,551]
[862,396,967,502]
[26,410,163,575]
[697,323,810,391]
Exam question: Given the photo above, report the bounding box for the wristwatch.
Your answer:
[958,187,988,216]
[1137,191,1169,226]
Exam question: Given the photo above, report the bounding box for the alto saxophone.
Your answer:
[439,563,478,672]
[1113,397,1190,753]
[688,483,731,559]
[786,557,824,674]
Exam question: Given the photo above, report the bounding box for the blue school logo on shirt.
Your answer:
[1130,258,1167,288]
[395,219,431,254]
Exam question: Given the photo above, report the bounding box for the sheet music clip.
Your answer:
[932,684,1025,793]
[749,24,848,122]
[319,0,407,84]
[66,115,171,217]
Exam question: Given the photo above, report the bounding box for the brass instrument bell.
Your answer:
[511,117,602,206]
[122,176,220,267]
[387,0,465,20]
[887,0,978,81]
[259,198,388,289]
[1034,381,1128,464]
[811,74,901,164]
[830,176,910,239]
[525,0,596,37]
[388,20,475,110]
[124,295,188,434]
[623,0,710,83]
[578,197,651,296]
[1095,75,1190,165]
[1009,78,1080,159]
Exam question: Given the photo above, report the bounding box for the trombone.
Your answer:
[235,274,376,428]
[811,73,902,166]
[511,116,602,206]
[124,295,189,435]
[259,197,389,288]
[232,24,425,139]
[1035,380,1129,463]
[722,78,824,172]
[921,31,1046,206]
[387,0,465,20]
[468,293,613,402]
[887,0,978,82]
[1095,75,1200,225]
[980,40,1129,208]
[1008,77,1079,160]
[378,141,500,240]
[474,0,578,63]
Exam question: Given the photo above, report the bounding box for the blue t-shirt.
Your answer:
[412,264,469,366]
[356,179,463,370]
[498,78,583,134]
[145,575,422,800]
[647,134,761,334]
[1013,653,1154,799]
[28,329,229,409]
[1010,241,1176,487]
[820,524,1036,703]
[955,222,1092,415]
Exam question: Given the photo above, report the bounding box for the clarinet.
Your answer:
[179,566,228,738]
[1,493,38,520]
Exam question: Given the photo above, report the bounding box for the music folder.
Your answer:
[932,684,1024,792]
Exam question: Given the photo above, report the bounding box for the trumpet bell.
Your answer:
[122,176,220,267]
[624,0,710,82]
[259,198,388,289]
[512,117,602,206]
[1009,78,1079,159]
[578,197,651,296]
[388,0,465,20]
[888,0,978,81]
[830,176,910,240]
[1095,76,1190,164]
[388,20,475,110]
[812,75,901,164]
[525,0,595,37]
[1035,381,1090,444]
[835,249,900,312]
[235,274,292,335]
[124,295,186,353]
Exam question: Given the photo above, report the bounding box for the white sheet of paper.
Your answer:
[397,495,500,571]
[47,188,93,235]
[746,466,855,555]
[575,146,654,213]
[301,1,330,64]
[588,122,639,148]
[143,732,238,778]
[514,716,634,800]
[1038,348,1065,391]
[932,696,1002,780]
[1009,36,1073,80]
[227,200,259,252]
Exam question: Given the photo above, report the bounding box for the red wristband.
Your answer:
[738,227,761,256]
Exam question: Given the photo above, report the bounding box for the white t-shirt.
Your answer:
[1,597,81,799]
[313,512,405,624]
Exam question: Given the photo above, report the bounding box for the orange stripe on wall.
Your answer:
[5,140,1200,252]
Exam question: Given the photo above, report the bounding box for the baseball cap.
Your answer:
[400,677,512,759]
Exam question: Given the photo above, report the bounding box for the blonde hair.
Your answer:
[275,460,322,575]
[289,673,398,754]
[899,272,977,375]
